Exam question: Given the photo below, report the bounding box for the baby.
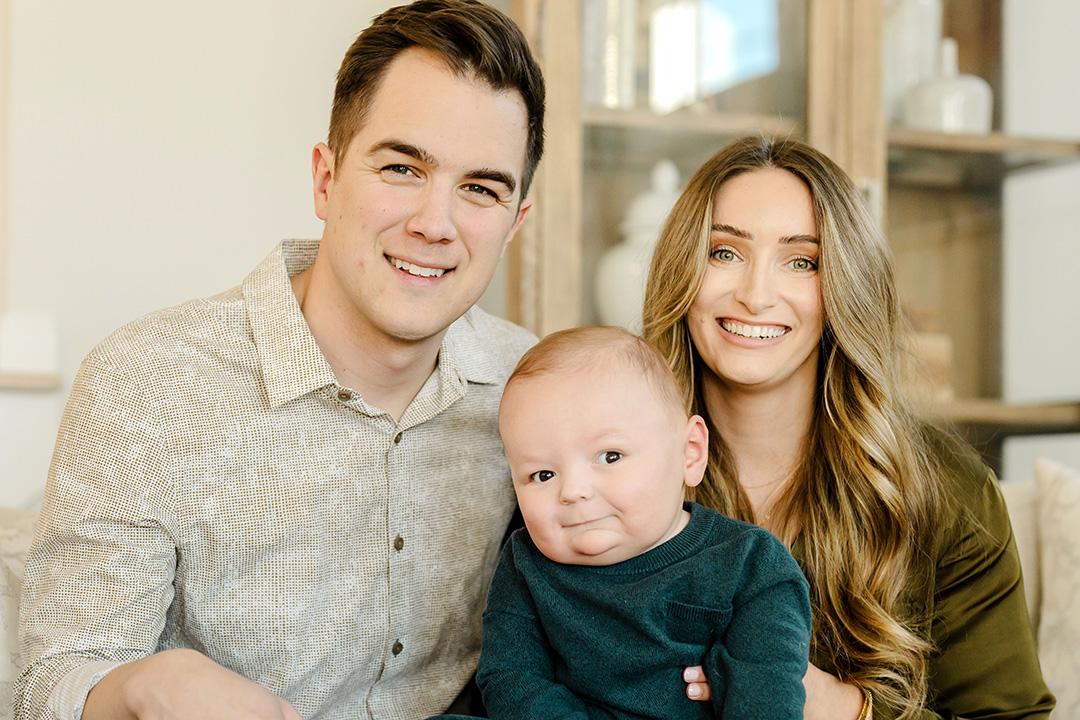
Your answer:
[471,326,812,719]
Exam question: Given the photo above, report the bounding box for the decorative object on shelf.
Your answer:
[902,37,993,134]
[582,0,638,110]
[883,0,942,123]
[595,159,681,333]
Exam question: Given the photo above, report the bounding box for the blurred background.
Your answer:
[1,0,1079,508]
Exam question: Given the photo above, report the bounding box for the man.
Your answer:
[15,2,544,718]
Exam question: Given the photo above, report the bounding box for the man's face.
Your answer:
[311,48,531,346]
[499,363,704,567]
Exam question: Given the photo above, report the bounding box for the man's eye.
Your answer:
[529,470,556,483]
[381,164,415,177]
[462,183,499,207]
[597,451,622,465]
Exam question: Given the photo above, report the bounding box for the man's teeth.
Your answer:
[721,320,787,339]
[390,257,446,278]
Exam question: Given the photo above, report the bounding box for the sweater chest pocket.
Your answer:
[665,600,732,647]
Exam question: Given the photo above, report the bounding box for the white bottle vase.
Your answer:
[902,37,993,133]
[595,160,681,333]
[883,0,943,122]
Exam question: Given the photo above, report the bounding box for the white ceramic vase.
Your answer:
[902,37,993,133]
[595,159,681,333]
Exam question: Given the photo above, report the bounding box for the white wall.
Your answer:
[999,0,1080,477]
[1002,0,1080,404]
[1,1,525,507]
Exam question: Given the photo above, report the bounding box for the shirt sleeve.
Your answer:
[904,467,1054,720]
[708,534,811,720]
[14,356,179,720]
[475,541,595,720]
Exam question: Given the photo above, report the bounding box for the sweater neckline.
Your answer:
[569,502,716,575]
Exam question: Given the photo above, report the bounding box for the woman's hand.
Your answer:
[683,662,865,719]
[803,663,864,720]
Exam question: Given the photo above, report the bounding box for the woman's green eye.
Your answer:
[712,248,736,262]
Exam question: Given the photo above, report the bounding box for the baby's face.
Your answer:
[499,363,697,566]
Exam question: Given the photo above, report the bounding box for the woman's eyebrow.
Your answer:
[780,234,820,245]
[711,222,751,239]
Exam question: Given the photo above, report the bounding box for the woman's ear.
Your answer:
[682,414,709,489]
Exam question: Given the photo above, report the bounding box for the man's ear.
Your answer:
[682,414,709,489]
[312,143,335,221]
[500,197,533,258]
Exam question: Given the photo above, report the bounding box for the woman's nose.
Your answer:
[733,263,777,314]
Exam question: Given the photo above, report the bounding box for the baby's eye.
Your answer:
[529,470,556,483]
[596,451,622,465]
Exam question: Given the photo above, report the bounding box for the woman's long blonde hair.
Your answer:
[643,136,941,717]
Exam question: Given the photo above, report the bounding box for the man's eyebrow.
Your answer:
[368,140,438,167]
[711,223,819,245]
[468,168,516,195]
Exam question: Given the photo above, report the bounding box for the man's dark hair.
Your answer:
[329,0,545,197]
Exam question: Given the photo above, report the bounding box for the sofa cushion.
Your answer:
[998,480,1040,633]
[1034,458,1080,718]
[0,507,40,720]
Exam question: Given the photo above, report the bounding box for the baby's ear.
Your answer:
[682,415,709,489]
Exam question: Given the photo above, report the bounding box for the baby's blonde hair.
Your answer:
[504,326,685,421]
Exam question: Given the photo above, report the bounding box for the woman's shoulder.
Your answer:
[919,424,1012,556]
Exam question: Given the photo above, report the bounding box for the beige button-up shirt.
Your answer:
[16,241,535,720]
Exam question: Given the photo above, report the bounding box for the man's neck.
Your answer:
[290,265,443,422]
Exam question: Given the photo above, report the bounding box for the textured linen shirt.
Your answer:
[15,240,536,720]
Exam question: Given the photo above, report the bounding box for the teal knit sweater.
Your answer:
[475,502,811,719]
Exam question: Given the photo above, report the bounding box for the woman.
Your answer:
[643,136,1053,720]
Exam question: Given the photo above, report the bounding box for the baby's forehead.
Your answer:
[500,359,683,418]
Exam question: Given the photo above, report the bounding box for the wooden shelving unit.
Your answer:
[932,398,1080,431]
[888,128,1080,186]
[583,107,802,138]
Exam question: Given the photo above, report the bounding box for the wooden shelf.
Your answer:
[583,107,801,138]
[0,369,62,391]
[888,128,1080,187]
[930,398,1080,432]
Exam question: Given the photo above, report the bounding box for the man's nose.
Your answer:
[405,184,457,244]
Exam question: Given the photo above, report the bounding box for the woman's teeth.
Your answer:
[721,320,788,339]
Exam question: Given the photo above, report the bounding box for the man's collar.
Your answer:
[244,240,501,410]
[243,240,336,408]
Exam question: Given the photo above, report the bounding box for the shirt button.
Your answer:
[337,389,351,402]
[392,640,404,656]
[393,431,403,444]
[393,535,404,551]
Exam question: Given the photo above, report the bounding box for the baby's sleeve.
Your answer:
[707,534,811,720]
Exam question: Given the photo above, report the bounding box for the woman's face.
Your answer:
[687,168,824,395]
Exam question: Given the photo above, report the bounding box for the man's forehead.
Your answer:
[358,48,529,177]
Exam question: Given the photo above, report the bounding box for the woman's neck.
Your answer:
[702,372,816,513]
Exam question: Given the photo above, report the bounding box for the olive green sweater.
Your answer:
[476,503,811,719]
[800,430,1054,719]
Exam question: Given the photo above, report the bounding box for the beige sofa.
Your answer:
[2,462,1077,719]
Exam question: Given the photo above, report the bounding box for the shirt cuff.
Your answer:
[47,659,124,720]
